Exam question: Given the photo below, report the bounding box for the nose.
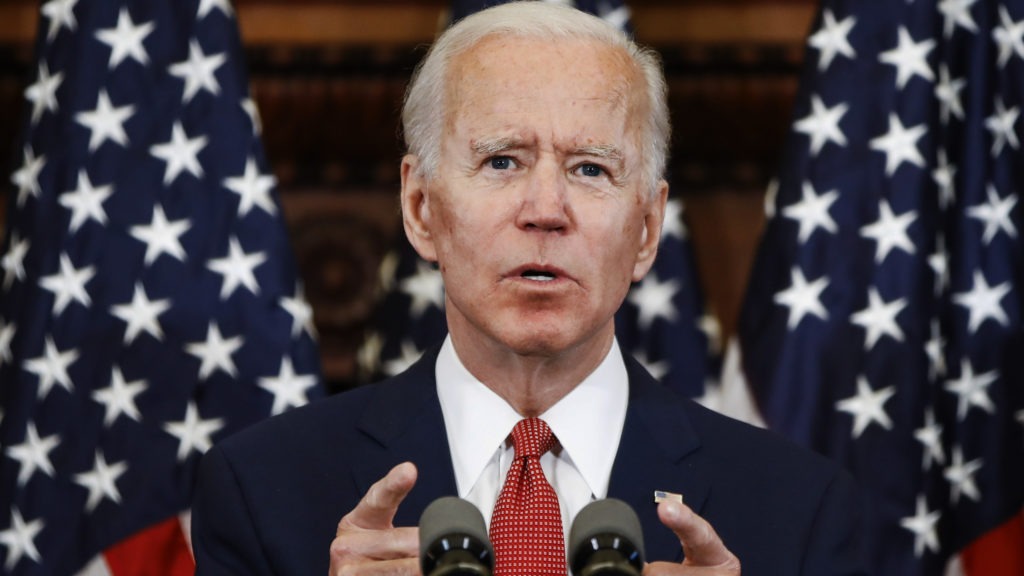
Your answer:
[515,159,571,232]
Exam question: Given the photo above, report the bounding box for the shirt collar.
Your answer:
[436,335,628,499]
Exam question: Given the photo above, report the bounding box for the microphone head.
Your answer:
[419,497,494,576]
[569,498,645,576]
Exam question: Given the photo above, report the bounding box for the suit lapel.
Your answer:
[352,347,459,526]
[608,355,712,562]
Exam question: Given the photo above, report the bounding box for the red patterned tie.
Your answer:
[489,418,566,576]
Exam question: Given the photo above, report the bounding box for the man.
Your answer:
[191,3,865,574]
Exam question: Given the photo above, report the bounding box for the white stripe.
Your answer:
[180,509,195,560]
[703,338,768,427]
[944,554,965,576]
[74,554,112,576]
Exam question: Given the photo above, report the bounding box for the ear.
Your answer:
[632,179,669,282]
[400,155,438,262]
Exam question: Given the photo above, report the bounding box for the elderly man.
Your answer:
[191,3,865,575]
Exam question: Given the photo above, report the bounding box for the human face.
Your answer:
[402,35,667,361]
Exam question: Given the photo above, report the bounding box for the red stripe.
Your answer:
[961,511,1024,576]
[102,516,195,576]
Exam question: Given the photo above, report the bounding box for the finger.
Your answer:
[330,526,419,562]
[657,500,739,571]
[339,462,418,532]
[329,556,419,576]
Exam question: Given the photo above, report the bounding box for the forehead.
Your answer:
[443,34,645,140]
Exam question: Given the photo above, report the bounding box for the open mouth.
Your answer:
[521,270,557,282]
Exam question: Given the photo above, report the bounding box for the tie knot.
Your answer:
[510,418,555,459]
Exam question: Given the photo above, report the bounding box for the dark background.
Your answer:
[0,0,816,387]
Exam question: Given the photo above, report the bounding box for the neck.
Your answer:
[448,328,615,417]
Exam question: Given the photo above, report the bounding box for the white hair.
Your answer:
[401,1,670,197]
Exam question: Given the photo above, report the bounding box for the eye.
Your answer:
[488,156,516,170]
[576,163,605,178]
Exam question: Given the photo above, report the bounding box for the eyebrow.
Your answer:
[471,138,625,163]
[471,137,522,156]
[573,144,624,162]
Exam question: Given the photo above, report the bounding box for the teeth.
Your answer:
[523,272,555,281]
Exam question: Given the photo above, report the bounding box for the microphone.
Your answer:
[419,496,494,576]
[569,498,645,576]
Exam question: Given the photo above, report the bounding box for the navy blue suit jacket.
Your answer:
[192,348,865,575]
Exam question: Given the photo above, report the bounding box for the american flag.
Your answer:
[738,0,1024,574]
[0,0,323,574]
[358,0,720,401]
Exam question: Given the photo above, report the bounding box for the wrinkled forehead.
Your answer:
[442,34,647,140]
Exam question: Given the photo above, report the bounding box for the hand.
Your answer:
[329,462,421,575]
[643,500,741,575]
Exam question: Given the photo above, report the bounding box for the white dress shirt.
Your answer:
[435,335,629,542]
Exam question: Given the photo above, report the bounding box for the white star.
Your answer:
[931,150,957,210]
[782,182,839,243]
[280,284,316,340]
[23,337,78,399]
[59,169,113,233]
[401,261,445,318]
[185,323,244,380]
[633,350,669,381]
[860,199,917,263]
[224,157,277,217]
[10,146,45,207]
[168,39,226,103]
[900,495,941,558]
[91,366,147,427]
[945,358,997,419]
[24,62,63,125]
[807,9,856,71]
[764,179,779,219]
[773,267,829,330]
[110,282,171,344]
[206,237,267,300]
[793,95,848,155]
[879,27,935,89]
[967,184,1017,244]
[952,270,1011,333]
[0,508,44,571]
[377,251,399,294]
[944,447,983,504]
[197,0,234,18]
[835,376,895,439]
[928,235,950,296]
[383,340,424,377]
[5,422,61,486]
[150,121,207,186]
[129,204,191,266]
[163,402,225,462]
[984,98,1020,156]
[660,198,686,241]
[627,271,680,330]
[74,451,128,512]
[993,5,1024,68]
[40,0,78,42]
[924,320,946,381]
[599,5,630,31]
[1017,409,1024,437]
[698,312,722,355]
[934,65,966,124]
[356,331,383,377]
[1,233,29,290]
[0,322,14,367]
[259,357,318,416]
[39,253,95,316]
[914,408,945,469]
[869,114,927,176]
[938,0,978,38]
[241,97,262,136]
[850,288,907,351]
[94,6,154,69]
[74,89,134,151]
